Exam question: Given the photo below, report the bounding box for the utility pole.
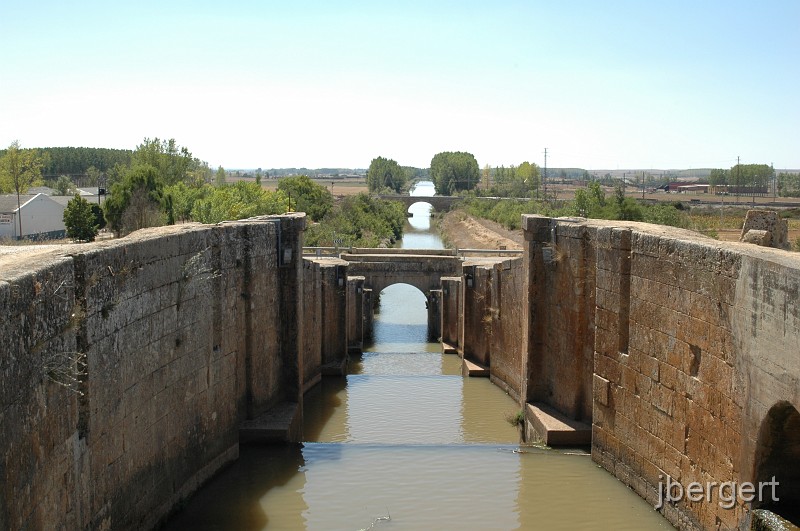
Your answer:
[736,156,740,204]
[543,148,548,200]
[642,171,646,199]
[772,162,776,202]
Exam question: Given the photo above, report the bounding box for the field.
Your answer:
[231,175,369,197]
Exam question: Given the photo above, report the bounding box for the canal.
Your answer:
[163,181,669,530]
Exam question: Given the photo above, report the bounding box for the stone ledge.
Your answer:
[462,358,490,377]
[526,402,591,446]
[239,402,301,444]
[321,358,348,376]
[441,341,458,354]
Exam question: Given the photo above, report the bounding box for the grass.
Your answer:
[505,409,525,427]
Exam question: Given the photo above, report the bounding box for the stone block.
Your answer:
[526,402,591,446]
[593,374,610,406]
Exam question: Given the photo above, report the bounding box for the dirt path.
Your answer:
[437,210,523,250]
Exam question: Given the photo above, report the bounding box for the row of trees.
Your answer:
[366,152,482,196]
[0,145,134,182]
[365,158,433,194]
[708,164,774,191]
[778,172,800,197]
[480,162,542,197]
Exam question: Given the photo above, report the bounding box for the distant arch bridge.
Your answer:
[378,195,463,212]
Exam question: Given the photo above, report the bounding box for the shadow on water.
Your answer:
[302,376,347,442]
[164,444,306,530]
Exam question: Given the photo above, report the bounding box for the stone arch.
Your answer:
[752,401,800,522]
[366,275,440,297]
[406,201,434,215]
[366,280,442,342]
[377,281,427,296]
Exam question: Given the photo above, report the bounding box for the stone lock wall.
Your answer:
[439,277,461,349]
[301,257,348,390]
[0,215,306,530]
[457,259,526,401]
[522,217,597,421]
[515,215,800,531]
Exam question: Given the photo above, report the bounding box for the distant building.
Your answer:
[0,193,67,241]
[676,184,709,194]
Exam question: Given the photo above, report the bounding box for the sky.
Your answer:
[1,0,798,171]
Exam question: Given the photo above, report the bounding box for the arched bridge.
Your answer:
[340,248,463,342]
[378,195,463,211]
[340,248,462,295]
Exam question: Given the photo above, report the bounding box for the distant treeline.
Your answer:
[35,147,133,177]
[263,167,367,178]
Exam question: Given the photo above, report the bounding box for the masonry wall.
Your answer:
[522,217,596,421]
[520,215,800,531]
[439,277,461,348]
[488,259,525,401]
[301,257,348,387]
[0,215,305,530]
[460,263,492,367]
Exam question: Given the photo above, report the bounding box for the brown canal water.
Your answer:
[163,183,670,530]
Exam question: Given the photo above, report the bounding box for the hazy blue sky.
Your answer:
[2,1,798,170]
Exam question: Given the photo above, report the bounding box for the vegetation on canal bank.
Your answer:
[461,182,693,231]
[304,193,407,248]
[456,183,800,250]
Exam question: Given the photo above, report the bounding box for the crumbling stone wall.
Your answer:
[740,209,789,249]
[0,214,305,530]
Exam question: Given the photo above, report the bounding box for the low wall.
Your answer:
[518,215,800,531]
[458,259,525,401]
[301,257,348,390]
[0,214,305,530]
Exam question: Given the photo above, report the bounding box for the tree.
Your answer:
[708,168,728,187]
[191,181,289,223]
[778,172,800,197]
[0,141,44,238]
[573,181,607,217]
[90,203,107,231]
[132,138,195,186]
[63,194,99,242]
[613,185,643,221]
[55,175,77,195]
[215,166,227,187]
[430,151,480,195]
[482,164,491,191]
[367,156,406,193]
[729,163,772,193]
[277,175,333,221]
[164,182,209,223]
[103,164,165,236]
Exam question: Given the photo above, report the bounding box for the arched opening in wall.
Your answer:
[752,401,800,525]
[407,201,434,228]
[366,283,430,353]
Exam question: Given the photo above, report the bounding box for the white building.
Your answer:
[0,193,67,241]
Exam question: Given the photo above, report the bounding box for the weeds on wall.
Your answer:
[505,410,525,427]
[42,351,87,396]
